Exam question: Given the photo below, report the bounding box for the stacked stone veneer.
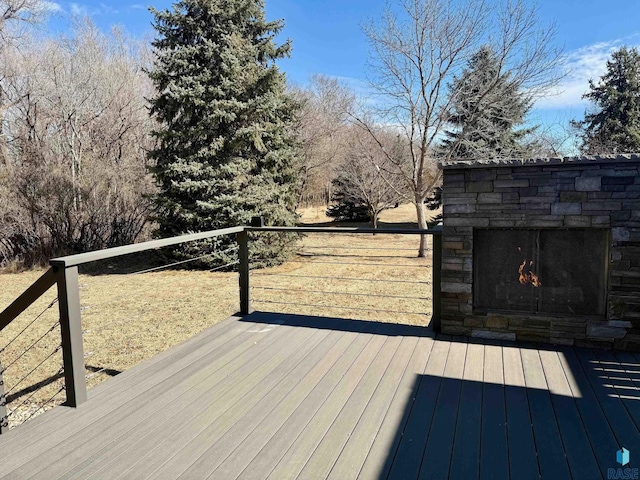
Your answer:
[440,155,640,351]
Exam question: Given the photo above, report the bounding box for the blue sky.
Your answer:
[41,0,640,134]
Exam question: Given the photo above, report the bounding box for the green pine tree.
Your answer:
[439,46,536,160]
[148,0,300,267]
[572,46,640,154]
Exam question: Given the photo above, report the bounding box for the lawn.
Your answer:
[0,203,437,428]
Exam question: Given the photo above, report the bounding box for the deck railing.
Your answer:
[0,224,441,432]
[245,226,442,327]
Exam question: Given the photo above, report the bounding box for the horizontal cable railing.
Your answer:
[0,224,441,432]
[247,227,441,324]
[72,241,241,392]
[0,226,246,432]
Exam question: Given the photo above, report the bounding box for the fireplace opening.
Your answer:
[474,228,608,316]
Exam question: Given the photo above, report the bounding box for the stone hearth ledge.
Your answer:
[439,154,640,170]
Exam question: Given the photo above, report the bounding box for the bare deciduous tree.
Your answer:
[361,0,562,256]
[329,123,406,228]
[292,75,355,207]
[525,121,579,157]
[0,0,50,40]
[0,20,156,266]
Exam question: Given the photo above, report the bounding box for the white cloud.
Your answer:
[99,2,119,14]
[535,38,640,110]
[129,4,145,10]
[69,2,89,16]
[68,2,121,17]
[41,1,63,12]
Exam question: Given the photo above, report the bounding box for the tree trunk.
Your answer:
[372,210,378,230]
[415,198,428,257]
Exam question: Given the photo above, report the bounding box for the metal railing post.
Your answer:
[432,226,442,333]
[238,230,251,315]
[55,266,87,407]
[0,359,7,434]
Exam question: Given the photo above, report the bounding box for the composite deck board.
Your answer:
[612,349,640,433]
[449,339,484,480]
[86,314,247,400]
[171,328,358,479]
[326,336,419,480]
[61,326,340,480]
[264,334,388,480]
[559,347,621,478]
[479,341,509,480]
[576,348,640,457]
[1,312,639,480]
[520,347,571,479]
[385,335,451,480]
[0,315,249,448]
[0,317,267,475]
[502,342,539,480]
[15,318,313,480]
[232,332,373,480]
[538,348,600,479]
[294,336,404,480]
[3,315,245,445]
[356,335,434,480]
[121,324,321,480]
[595,349,640,430]
[418,338,467,480]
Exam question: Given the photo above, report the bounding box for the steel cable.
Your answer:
[132,245,239,275]
[2,320,61,373]
[300,245,431,251]
[19,382,65,425]
[254,299,430,316]
[0,298,58,355]
[7,366,64,419]
[286,259,429,268]
[251,285,430,301]
[4,343,62,398]
[252,272,431,285]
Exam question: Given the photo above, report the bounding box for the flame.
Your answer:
[518,259,541,287]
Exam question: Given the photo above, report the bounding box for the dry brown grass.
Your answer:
[298,202,423,226]
[0,203,438,428]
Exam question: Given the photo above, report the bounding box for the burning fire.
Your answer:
[518,259,541,287]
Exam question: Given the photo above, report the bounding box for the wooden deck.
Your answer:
[0,312,639,479]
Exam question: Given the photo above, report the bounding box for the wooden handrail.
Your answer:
[0,268,56,332]
[246,226,441,235]
[50,226,245,268]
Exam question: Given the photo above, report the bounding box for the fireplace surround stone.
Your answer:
[440,155,640,351]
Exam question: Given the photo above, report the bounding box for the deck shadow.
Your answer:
[238,311,434,338]
[381,363,640,480]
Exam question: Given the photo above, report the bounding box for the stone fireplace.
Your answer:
[440,155,640,350]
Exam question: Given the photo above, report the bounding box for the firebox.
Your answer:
[473,228,609,316]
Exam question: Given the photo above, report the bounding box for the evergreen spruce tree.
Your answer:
[572,46,640,154]
[325,175,371,223]
[439,46,536,160]
[148,0,300,267]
